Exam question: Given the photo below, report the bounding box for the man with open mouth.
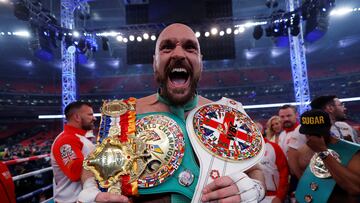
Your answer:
[78,23,265,203]
[135,23,266,202]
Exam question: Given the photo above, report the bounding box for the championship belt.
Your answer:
[84,99,199,199]
[309,149,341,178]
[83,98,146,195]
[295,140,360,203]
[136,112,199,200]
[186,97,265,203]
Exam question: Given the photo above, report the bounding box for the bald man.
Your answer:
[78,23,265,203]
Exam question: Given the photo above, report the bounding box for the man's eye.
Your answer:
[185,44,197,51]
[160,44,174,51]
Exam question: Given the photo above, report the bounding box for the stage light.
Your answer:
[49,30,57,48]
[150,35,156,41]
[129,35,135,41]
[204,31,210,37]
[67,45,76,53]
[210,28,218,35]
[234,29,239,35]
[330,7,353,16]
[13,1,30,21]
[305,11,329,43]
[253,25,263,40]
[226,28,232,34]
[195,31,200,38]
[13,30,30,38]
[219,31,224,36]
[57,32,64,40]
[116,35,123,42]
[123,38,128,43]
[136,36,142,42]
[73,31,80,38]
[29,27,54,61]
[78,1,90,20]
[143,33,149,40]
[65,35,74,48]
[238,26,245,33]
[101,37,109,51]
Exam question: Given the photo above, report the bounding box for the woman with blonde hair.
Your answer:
[265,116,283,144]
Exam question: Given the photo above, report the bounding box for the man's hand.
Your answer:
[201,176,241,203]
[94,192,129,203]
[306,135,327,152]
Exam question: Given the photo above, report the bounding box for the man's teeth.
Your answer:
[171,68,188,73]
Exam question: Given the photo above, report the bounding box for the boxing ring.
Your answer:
[3,154,54,203]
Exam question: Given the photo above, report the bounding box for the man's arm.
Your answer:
[272,142,289,201]
[52,138,85,182]
[323,151,360,195]
[287,147,303,179]
[306,135,360,195]
[246,164,266,187]
[78,169,129,203]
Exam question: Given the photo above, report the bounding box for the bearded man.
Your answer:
[78,23,266,203]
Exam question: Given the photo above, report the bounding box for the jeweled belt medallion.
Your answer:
[136,114,185,188]
[309,149,341,178]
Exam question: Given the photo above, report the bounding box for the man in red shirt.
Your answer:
[0,161,16,203]
[51,101,97,203]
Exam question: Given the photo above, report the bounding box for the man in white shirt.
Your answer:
[310,95,359,144]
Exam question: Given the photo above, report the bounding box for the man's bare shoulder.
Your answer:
[198,95,212,106]
[136,94,157,114]
[298,144,314,171]
[136,94,169,114]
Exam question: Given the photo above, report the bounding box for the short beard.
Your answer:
[335,115,346,121]
[81,120,94,131]
[156,58,198,106]
[283,121,294,129]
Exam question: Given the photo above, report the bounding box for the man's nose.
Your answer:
[171,44,186,59]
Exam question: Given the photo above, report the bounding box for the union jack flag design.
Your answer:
[60,144,77,166]
[192,104,262,161]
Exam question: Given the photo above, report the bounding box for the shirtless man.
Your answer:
[296,109,360,203]
[78,23,265,203]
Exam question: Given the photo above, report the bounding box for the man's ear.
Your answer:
[324,104,334,113]
[74,113,81,122]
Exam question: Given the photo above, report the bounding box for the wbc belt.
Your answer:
[186,97,265,203]
[84,98,199,200]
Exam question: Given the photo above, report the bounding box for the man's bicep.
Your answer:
[287,147,303,178]
[245,164,265,184]
[348,151,360,177]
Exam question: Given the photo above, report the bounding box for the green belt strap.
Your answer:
[295,139,360,203]
[137,112,199,201]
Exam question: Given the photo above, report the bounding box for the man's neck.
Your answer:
[66,121,81,129]
[330,116,336,125]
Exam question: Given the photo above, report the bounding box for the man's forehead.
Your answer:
[279,108,295,115]
[157,24,198,43]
